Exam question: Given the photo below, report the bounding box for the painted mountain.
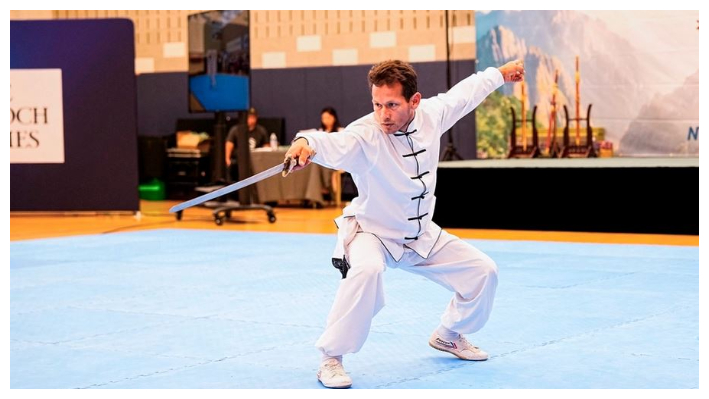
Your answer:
[475,10,699,157]
[620,70,699,156]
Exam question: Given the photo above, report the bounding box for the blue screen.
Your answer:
[188,10,250,112]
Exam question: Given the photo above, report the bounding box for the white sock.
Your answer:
[436,325,460,341]
[321,354,343,365]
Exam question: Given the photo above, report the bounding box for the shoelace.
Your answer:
[323,362,348,377]
[458,335,480,351]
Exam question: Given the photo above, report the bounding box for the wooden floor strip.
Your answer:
[10,200,698,246]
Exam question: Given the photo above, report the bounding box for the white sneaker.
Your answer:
[428,332,489,361]
[317,359,352,389]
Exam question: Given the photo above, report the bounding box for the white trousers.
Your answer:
[315,230,499,357]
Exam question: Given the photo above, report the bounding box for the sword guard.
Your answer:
[282,156,298,177]
[332,256,350,279]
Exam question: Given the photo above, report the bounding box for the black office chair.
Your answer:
[208,117,279,225]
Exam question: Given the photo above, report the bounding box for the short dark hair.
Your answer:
[367,60,418,101]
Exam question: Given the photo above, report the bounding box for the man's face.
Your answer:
[247,114,258,129]
[371,82,420,135]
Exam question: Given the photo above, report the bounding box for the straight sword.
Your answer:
[169,157,297,214]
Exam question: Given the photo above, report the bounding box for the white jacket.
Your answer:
[295,67,504,263]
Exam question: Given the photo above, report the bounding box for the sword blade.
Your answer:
[169,163,284,213]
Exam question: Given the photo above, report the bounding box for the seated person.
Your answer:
[319,107,345,206]
[225,107,269,182]
[320,106,344,133]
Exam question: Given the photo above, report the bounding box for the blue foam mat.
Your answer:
[10,229,698,388]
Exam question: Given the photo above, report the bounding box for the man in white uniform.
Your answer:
[286,59,525,389]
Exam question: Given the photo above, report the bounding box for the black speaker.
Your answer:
[138,136,167,182]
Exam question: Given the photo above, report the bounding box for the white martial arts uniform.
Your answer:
[295,67,504,357]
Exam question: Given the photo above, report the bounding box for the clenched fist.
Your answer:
[498,59,525,83]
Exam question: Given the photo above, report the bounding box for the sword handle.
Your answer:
[282,156,298,177]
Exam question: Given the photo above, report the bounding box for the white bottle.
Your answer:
[270,133,278,150]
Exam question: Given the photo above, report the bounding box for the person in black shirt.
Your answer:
[225,107,269,182]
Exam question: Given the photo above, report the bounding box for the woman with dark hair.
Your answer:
[320,107,343,133]
[318,107,345,207]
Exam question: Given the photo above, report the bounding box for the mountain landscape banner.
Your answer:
[475,10,699,158]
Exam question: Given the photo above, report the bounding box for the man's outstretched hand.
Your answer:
[284,137,316,173]
[498,59,525,83]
